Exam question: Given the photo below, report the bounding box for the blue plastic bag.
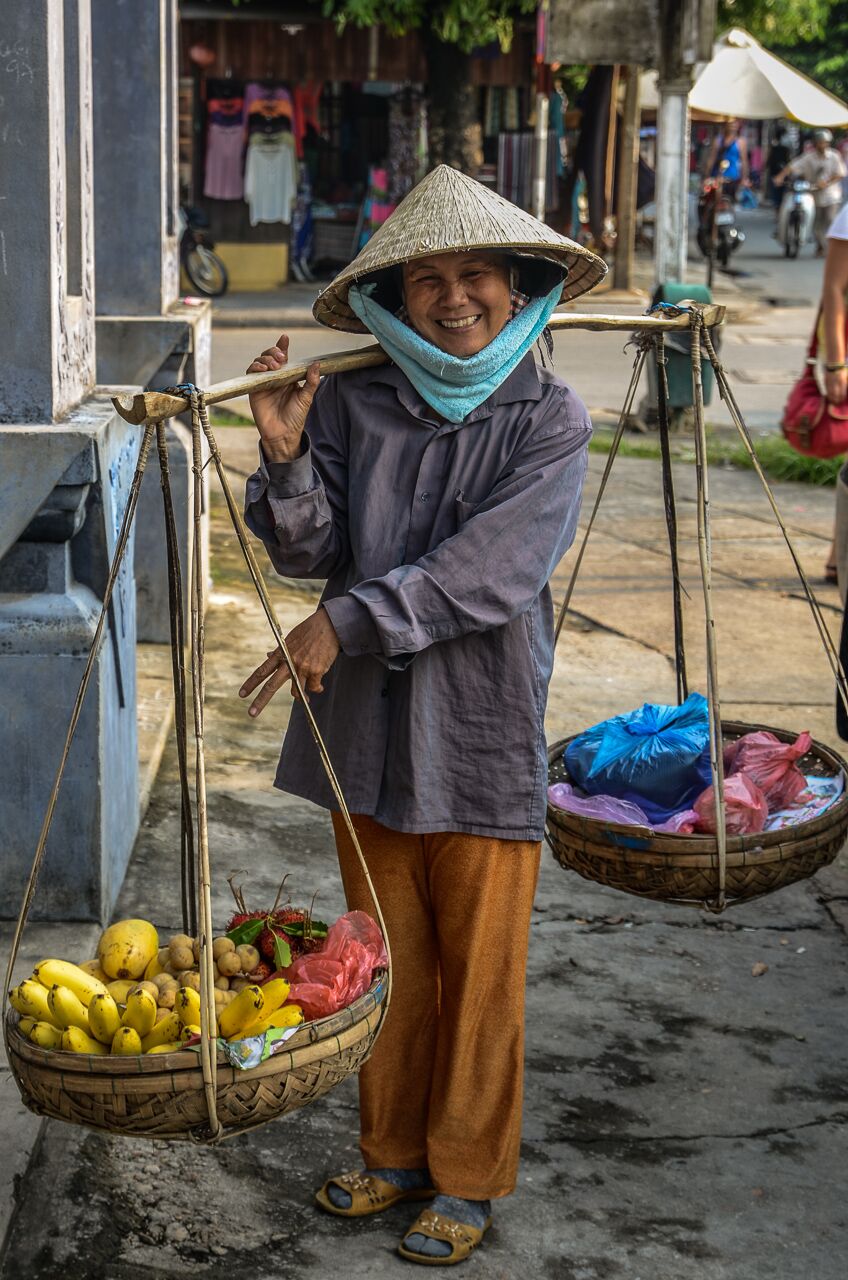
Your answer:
[564,693,712,823]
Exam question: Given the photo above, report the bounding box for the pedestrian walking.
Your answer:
[237,164,606,1265]
[820,200,848,585]
[775,129,847,255]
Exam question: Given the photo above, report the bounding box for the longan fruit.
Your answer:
[169,945,195,972]
[236,944,260,973]
[158,988,176,1011]
[230,976,250,994]
[213,989,227,1008]
[212,937,236,961]
[182,971,201,992]
[216,952,241,978]
[154,1007,170,1024]
[169,934,193,952]
[152,972,175,992]
[214,975,230,991]
[157,947,170,968]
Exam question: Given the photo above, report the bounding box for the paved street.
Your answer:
[3,204,847,1280]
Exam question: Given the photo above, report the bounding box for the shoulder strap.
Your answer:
[806,306,823,362]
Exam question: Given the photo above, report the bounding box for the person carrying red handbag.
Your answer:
[822,202,848,582]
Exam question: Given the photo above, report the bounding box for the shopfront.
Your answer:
[179,1,535,290]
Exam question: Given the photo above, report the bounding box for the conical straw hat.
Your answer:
[313,165,608,332]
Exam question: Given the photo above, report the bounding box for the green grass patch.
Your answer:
[209,409,254,427]
[590,428,844,487]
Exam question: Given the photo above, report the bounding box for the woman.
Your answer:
[239,165,606,1265]
[821,201,848,584]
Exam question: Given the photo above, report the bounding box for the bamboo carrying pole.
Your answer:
[110,307,726,427]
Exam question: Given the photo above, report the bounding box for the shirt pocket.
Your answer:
[454,490,481,530]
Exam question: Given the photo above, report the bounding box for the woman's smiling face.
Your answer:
[401,251,512,356]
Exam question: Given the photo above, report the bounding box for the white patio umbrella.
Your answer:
[690,27,848,126]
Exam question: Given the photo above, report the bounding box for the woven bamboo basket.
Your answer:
[546,721,848,908]
[2,391,392,1143]
[5,975,387,1141]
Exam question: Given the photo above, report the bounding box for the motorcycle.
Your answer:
[696,164,745,287]
[179,206,229,297]
[777,178,816,259]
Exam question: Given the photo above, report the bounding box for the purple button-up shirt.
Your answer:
[244,352,591,841]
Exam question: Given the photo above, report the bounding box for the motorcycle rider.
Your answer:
[702,119,750,199]
[775,130,847,256]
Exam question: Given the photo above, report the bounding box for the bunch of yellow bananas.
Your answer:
[8,956,303,1056]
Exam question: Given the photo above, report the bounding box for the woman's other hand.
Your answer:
[238,607,341,717]
[246,333,320,463]
[825,367,848,404]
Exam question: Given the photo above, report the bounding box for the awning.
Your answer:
[689,28,848,126]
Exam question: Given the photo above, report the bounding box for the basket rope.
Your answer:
[701,324,848,722]
[155,423,197,938]
[690,314,728,908]
[654,333,689,705]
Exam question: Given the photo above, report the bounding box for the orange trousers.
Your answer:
[331,812,541,1200]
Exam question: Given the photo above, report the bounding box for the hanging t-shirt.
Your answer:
[244,132,298,226]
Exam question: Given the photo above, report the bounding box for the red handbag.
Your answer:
[782,313,848,458]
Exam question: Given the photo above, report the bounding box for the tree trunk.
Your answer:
[424,32,483,174]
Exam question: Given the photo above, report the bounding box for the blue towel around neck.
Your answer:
[347,279,562,423]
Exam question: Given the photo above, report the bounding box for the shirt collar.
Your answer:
[369,351,543,426]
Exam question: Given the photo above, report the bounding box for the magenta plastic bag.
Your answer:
[285,910,388,1022]
[548,784,699,834]
[694,772,768,835]
[728,730,812,808]
[548,783,652,826]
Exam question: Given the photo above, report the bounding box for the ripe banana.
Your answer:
[87,992,122,1045]
[175,986,201,1027]
[180,1023,201,1041]
[33,959,108,1007]
[47,985,91,1033]
[29,1021,64,1050]
[235,1003,304,1042]
[16,1015,36,1038]
[258,978,290,1013]
[145,1041,184,1055]
[218,984,265,1040]
[79,959,109,983]
[111,1026,142,1055]
[61,1027,107,1055]
[122,988,157,1037]
[141,1011,181,1052]
[9,980,61,1027]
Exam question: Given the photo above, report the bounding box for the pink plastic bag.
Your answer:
[728,731,812,808]
[285,910,388,1021]
[655,809,699,834]
[694,772,768,835]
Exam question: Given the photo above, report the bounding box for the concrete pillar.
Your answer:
[0,404,139,920]
[0,3,141,921]
[654,78,692,284]
[0,0,95,423]
[90,0,211,644]
[91,0,180,316]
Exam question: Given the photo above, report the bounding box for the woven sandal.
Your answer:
[397,1208,492,1266]
[315,1171,436,1218]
